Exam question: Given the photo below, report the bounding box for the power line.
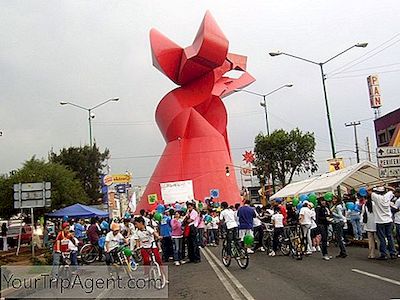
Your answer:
[330,62,400,74]
[326,32,400,77]
[328,68,400,79]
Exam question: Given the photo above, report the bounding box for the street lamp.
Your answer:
[235,84,293,135]
[60,98,119,146]
[269,42,368,158]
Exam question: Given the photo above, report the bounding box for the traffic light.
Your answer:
[225,166,230,177]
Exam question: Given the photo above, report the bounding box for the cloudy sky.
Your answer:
[1,0,399,187]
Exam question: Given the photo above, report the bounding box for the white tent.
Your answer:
[270,161,386,199]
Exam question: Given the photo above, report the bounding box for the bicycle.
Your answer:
[58,252,72,281]
[80,240,102,264]
[285,225,305,260]
[221,237,249,269]
[261,223,291,256]
[139,241,167,290]
[108,243,138,280]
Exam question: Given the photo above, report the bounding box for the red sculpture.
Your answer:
[137,11,255,211]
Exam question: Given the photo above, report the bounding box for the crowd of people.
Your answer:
[48,184,400,280]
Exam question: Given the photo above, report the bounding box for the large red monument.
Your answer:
[137,11,255,211]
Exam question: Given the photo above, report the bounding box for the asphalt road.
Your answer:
[2,245,400,300]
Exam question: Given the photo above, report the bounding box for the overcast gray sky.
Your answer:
[1,0,399,186]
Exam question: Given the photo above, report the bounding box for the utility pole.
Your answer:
[345,121,361,163]
[366,137,372,162]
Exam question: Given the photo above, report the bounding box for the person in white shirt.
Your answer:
[104,223,127,272]
[392,188,400,257]
[369,186,397,259]
[68,229,79,271]
[299,201,315,254]
[220,202,238,257]
[361,197,379,259]
[269,206,284,257]
[252,207,266,252]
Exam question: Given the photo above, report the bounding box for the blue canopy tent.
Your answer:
[47,203,108,218]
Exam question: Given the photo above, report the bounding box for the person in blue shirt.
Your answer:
[74,219,86,240]
[237,200,256,254]
[159,209,173,262]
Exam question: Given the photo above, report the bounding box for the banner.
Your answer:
[128,191,137,212]
[327,158,345,172]
[148,194,158,205]
[160,180,194,205]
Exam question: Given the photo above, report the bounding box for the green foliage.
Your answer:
[254,128,318,187]
[0,158,89,218]
[49,144,109,203]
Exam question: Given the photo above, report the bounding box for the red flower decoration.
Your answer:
[242,150,255,164]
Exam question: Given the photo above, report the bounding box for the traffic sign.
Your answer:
[377,147,400,158]
[13,182,51,209]
[377,147,400,178]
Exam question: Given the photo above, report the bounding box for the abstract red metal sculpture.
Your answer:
[137,11,255,211]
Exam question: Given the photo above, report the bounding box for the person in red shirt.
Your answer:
[275,199,287,225]
[51,222,71,281]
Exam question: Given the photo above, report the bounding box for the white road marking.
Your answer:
[201,247,243,300]
[352,269,400,286]
[202,247,256,300]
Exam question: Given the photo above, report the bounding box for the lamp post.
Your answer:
[60,98,119,147]
[269,42,368,159]
[235,84,293,135]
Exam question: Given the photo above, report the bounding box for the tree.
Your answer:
[49,144,109,203]
[0,157,89,218]
[254,128,318,188]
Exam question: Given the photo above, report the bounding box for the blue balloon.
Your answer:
[175,203,182,211]
[358,187,367,197]
[296,202,304,211]
[299,194,309,202]
[345,202,355,211]
[157,204,165,213]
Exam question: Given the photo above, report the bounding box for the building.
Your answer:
[374,107,400,147]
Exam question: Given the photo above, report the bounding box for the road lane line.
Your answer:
[352,269,400,286]
[201,248,243,300]
[202,247,256,300]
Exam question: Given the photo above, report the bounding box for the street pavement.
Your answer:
[3,245,400,300]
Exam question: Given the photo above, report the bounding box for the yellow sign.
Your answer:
[148,194,158,205]
[112,174,132,183]
[327,158,345,172]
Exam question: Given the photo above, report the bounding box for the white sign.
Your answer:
[379,167,400,178]
[377,147,400,158]
[377,147,400,178]
[13,182,51,192]
[367,74,382,108]
[160,180,194,205]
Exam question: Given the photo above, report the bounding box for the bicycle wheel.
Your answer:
[150,265,166,290]
[221,240,231,267]
[262,235,272,253]
[279,235,291,256]
[80,244,98,264]
[235,244,249,269]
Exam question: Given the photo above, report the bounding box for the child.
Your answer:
[270,206,284,257]
[68,229,79,272]
[159,210,173,262]
[170,211,184,266]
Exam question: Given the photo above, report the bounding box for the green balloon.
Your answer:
[182,207,187,213]
[154,212,162,222]
[308,193,317,202]
[123,247,133,257]
[310,197,317,207]
[243,234,254,247]
[292,197,299,207]
[324,192,334,201]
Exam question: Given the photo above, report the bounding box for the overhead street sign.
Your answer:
[378,157,400,168]
[13,182,51,209]
[379,167,400,178]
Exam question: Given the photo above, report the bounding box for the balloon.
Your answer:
[175,203,182,211]
[345,202,355,210]
[243,234,254,247]
[358,187,367,197]
[297,202,304,211]
[123,247,133,257]
[154,212,162,222]
[205,215,212,223]
[63,215,69,221]
[157,204,165,213]
[198,202,203,210]
[308,193,317,207]
[324,192,334,201]
[299,194,309,202]
[292,197,299,207]
[182,207,187,213]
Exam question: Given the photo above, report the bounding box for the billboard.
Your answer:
[367,74,382,108]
